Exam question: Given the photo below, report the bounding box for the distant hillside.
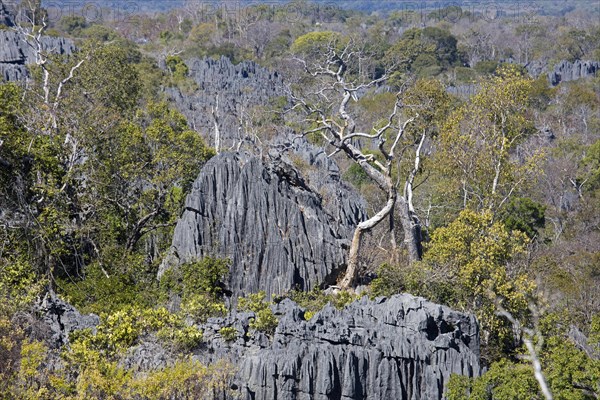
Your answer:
[38,0,597,16]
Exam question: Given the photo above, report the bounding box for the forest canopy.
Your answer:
[0,0,599,399]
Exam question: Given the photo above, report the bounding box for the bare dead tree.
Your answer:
[289,38,424,289]
[14,2,87,133]
[212,94,221,154]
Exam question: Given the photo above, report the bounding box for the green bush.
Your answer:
[218,327,237,341]
[288,287,358,319]
[69,306,202,358]
[343,163,370,188]
[0,257,43,312]
[454,66,477,83]
[165,55,189,79]
[499,197,546,239]
[159,257,230,322]
[474,60,499,75]
[180,293,227,321]
[57,15,87,35]
[238,291,278,334]
[447,316,600,399]
[59,261,159,315]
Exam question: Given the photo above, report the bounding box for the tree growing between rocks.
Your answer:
[289,32,449,289]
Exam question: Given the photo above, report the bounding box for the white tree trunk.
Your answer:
[340,188,397,290]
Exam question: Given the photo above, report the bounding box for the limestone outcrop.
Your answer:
[160,151,366,299]
[199,294,481,400]
[0,29,74,81]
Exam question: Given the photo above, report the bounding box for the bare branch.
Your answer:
[390,116,416,158]
[497,303,554,400]
[404,132,426,213]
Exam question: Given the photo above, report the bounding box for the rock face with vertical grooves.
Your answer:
[198,294,482,400]
[0,29,75,81]
[548,60,600,86]
[165,56,286,149]
[0,0,15,27]
[160,151,366,299]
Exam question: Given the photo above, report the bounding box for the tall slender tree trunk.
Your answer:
[397,196,421,262]
[340,188,397,290]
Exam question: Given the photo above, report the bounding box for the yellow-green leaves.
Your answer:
[423,209,535,358]
[291,31,347,56]
[0,258,43,312]
[68,306,203,368]
[238,291,278,334]
[437,64,537,211]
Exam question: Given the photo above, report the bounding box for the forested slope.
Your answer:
[0,0,599,399]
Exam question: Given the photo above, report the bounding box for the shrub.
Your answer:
[288,287,358,319]
[238,291,278,334]
[218,327,237,341]
[499,197,546,239]
[474,60,499,75]
[160,257,230,323]
[69,306,202,358]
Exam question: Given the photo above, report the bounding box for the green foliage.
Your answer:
[127,358,236,399]
[499,197,546,239]
[180,257,230,297]
[78,24,118,42]
[448,315,600,400]
[454,66,478,83]
[219,326,238,341]
[557,29,596,62]
[291,31,346,56]
[57,15,87,36]
[0,82,58,204]
[582,139,600,192]
[0,315,25,398]
[70,40,142,111]
[438,64,538,211]
[288,287,358,319]
[165,55,190,84]
[159,257,230,322]
[529,75,557,110]
[238,291,278,334]
[77,101,214,262]
[58,260,158,315]
[343,163,370,188]
[12,340,52,400]
[9,348,235,400]
[180,293,228,322]
[417,210,534,359]
[0,257,43,312]
[385,27,458,81]
[448,359,539,400]
[369,262,426,299]
[70,306,202,358]
[403,78,452,135]
[474,60,499,75]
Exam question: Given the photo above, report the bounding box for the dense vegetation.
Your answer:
[1,0,599,398]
